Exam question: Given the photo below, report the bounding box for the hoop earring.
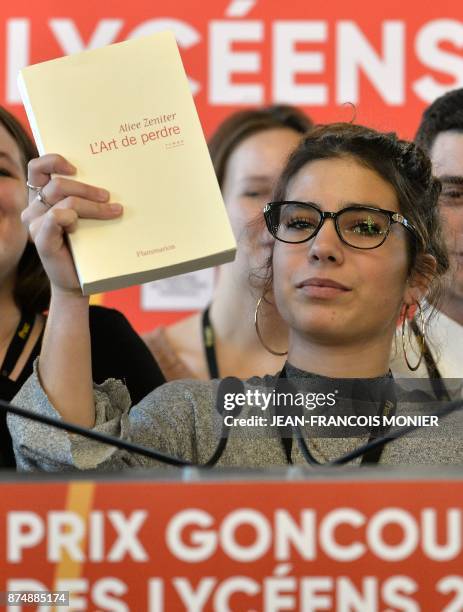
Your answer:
[254,296,288,356]
[401,302,425,371]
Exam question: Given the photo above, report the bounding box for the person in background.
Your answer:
[11,123,461,471]
[391,89,463,396]
[143,106,312,380]
[0,106,165,468]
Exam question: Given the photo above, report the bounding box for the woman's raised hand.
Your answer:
[22,154,122,294]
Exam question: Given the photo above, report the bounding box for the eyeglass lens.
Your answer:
[273,203,390,248]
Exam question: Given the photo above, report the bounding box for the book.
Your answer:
[18,31,236,295]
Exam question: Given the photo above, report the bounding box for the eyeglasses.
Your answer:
[263,201,418,250]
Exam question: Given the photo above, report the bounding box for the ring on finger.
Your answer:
[26,180,42,192]
[36,189,53,209]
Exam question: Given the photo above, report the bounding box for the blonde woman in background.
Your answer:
[143,106,312,380]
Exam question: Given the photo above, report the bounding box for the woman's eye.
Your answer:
[0,168,12,177]
[349,219,383,235]
[286,217,316,230]
[243,190,269,198]
[441,190,463,203]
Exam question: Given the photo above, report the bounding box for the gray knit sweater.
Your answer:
[8,363,463,471]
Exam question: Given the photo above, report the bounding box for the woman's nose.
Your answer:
[308,218,344,264]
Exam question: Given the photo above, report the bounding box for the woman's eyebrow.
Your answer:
[285,200,322,210]
[238,175,272,183]
[340,201,384,208]
[288,200,381,210]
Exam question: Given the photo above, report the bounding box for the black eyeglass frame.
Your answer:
[263,201,418,250]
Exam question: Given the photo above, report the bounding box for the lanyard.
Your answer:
[275,365,397,466]
[0,312,35,378]
[201,306,220,379]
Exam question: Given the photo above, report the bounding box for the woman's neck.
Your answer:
[287,331,392,378]
[210,264,288,354]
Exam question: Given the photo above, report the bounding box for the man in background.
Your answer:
[392,88,463,386]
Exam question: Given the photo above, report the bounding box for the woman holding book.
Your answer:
[143,106,312,380]
[0,106,166,468]
[10,123,462,469]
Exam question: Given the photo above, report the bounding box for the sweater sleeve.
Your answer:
[8,361,212,472]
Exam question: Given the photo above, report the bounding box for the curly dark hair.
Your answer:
[208,105,313,188]
[0,106,50,313]
[265,123,449,306]
[415,88,463,152]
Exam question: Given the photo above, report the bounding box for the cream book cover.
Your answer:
[18,31,236,295]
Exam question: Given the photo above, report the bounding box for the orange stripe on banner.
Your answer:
[89,293,104,305]
[52,481,95,610]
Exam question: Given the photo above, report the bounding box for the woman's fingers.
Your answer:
[44,176,110,205]
[24,177,112,221]
[26,197,123,293]
[28,208,82,292]
[29,208,79,255]
[27,154,76,189]
[23,155,123,294]
[23,195,123,229]
[54,196,122,219]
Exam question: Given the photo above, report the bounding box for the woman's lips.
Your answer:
[296,277,351,298]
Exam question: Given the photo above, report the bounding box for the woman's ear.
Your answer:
[403,253,437,305]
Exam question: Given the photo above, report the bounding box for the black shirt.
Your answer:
[0,305,165,468]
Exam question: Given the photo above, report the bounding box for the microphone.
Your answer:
[205,377,245,466]
[1,400,192,467]
[330,398,463,465]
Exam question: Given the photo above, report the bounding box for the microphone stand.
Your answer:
[1,376,245,469]
[2,401,192,467]
[330,398,463,465]
[3,395,462,470]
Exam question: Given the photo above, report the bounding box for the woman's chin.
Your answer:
[293,319,345,343]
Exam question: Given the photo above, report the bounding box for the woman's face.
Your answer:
[0,123,28,285]
[273,156,416,346]
[221,127,302,270]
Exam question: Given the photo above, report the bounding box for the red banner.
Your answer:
[1,0,462,330]
[1,475,463,610]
